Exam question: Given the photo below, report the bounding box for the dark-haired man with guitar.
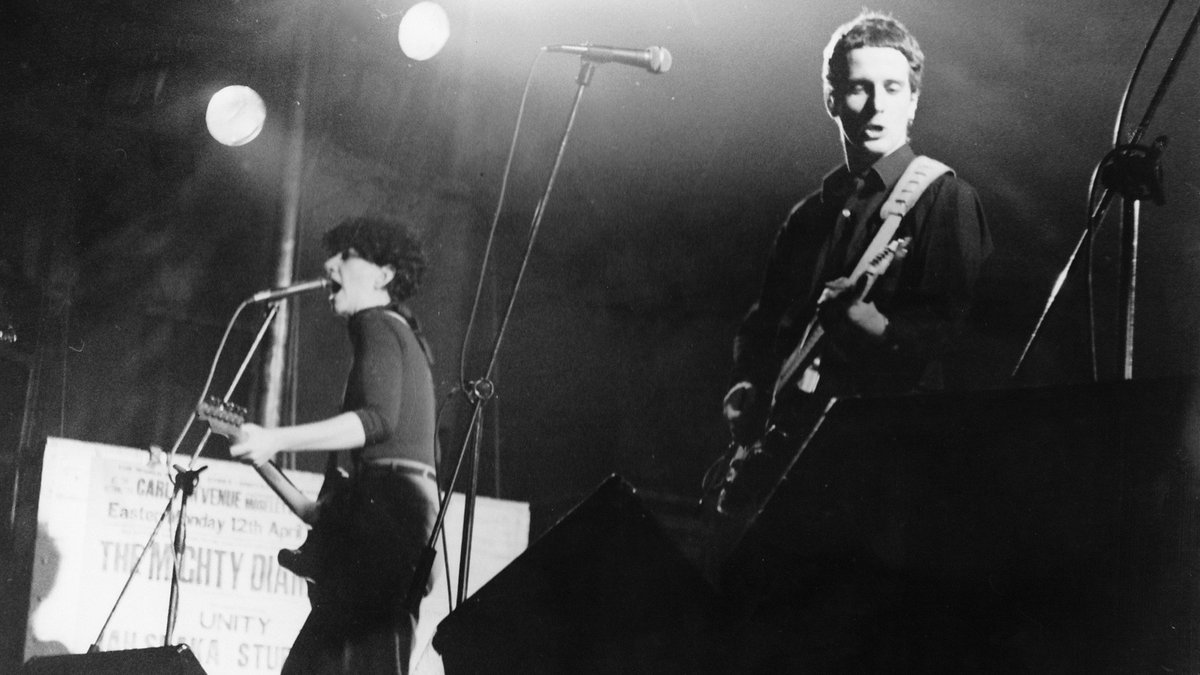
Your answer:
[714,11,992,514]
[225,216,438,675]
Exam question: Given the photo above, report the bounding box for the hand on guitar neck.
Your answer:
[228,423,288,468]
[192,398,285,469]
[196,397,321,525]
[817,237,911,342]
[819,275,888,338]
[198,396,364,590]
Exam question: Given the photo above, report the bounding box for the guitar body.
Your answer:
[712,388,825,514]
[197,397,390,610]
[276,461,350,588]
[260,458,413,613]
[288,470,415,613]
[710,238,911,514]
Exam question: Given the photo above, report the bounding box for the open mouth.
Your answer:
[328,280,342,295]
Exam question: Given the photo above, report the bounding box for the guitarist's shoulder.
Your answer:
[359,305,415,332]
[780,188,834,240]
[365,306,433,361]
[907,155,978,194]
[914,168,984,213]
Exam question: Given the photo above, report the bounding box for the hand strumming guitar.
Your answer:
[722,381,765,446]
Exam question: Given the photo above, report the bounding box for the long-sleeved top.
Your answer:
[343,304,436,467]
[732,145,992,407]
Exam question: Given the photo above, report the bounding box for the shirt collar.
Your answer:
[821,144,915,202]
[871,144,916,191]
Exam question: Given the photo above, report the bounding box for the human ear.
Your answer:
[377,265,396,289]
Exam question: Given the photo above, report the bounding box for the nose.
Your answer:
[323,254,339,277]
[865,84,883,113]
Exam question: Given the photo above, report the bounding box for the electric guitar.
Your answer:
[710,237,911,513]
[196,396,348,583]
[774,236,911,398]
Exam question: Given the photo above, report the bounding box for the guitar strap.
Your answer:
[850,155,953,280]
[771,155,953,398]
[385,304,434,369]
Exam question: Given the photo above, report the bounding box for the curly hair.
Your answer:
[823,10,925,100]
[322,215,427,302]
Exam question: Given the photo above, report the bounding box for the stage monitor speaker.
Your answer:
[722,376,1200,673]
[432,474,724,674]
[22,645,207,674]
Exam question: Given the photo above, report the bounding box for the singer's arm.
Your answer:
[230,307,410,467]
[229,414,365,466]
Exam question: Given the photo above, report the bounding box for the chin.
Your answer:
[869,136,906,155]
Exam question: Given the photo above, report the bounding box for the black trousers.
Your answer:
[282,469,439,675]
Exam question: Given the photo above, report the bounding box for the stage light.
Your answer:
[205,85,266,146]
[397,2,450,61]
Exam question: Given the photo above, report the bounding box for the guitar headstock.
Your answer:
[196,396,248,439]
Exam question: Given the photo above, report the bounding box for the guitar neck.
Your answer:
[773,253,892,397]
[256,460,318,525]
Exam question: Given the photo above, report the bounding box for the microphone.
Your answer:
[247,278,330,304]
[544,44,673,74]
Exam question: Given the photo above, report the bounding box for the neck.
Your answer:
[842,140,908,175]
[365,300,391,312]
[843,146,882,174]
[349,296,392,317]
[365,290,392,309]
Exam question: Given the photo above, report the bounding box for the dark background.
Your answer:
[1,0,1198,625]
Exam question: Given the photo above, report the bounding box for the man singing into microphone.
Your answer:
[230,215,439,675]
[717,11,992,507]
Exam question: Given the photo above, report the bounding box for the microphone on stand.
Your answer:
[544,44,673,74]
[247,278,330,304]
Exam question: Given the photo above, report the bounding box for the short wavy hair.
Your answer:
[322,215,427,302]
[823,11,925,100]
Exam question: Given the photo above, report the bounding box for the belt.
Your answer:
[357,458,438,483]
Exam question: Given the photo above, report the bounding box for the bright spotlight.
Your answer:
[397,2,450,61]
[205,85,266,147]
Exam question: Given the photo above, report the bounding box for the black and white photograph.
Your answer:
[2,0,1199,672]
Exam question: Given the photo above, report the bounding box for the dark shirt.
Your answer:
[343,304,436,467]
[732,145,992,403]
[283,304,439,675]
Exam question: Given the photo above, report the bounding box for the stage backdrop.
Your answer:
[25,438,529,675]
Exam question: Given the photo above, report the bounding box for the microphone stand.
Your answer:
[1011,2,1194,380]
[164,465,207,645]
[89,301,283,650]
[406,59,598,611]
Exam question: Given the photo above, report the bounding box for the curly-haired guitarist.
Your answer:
[230,215,438,675]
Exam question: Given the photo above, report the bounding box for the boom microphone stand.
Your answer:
[1012,1,1196,380]
[90,300,284,650]
[163,465,206,645]
[405,58,599,611]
